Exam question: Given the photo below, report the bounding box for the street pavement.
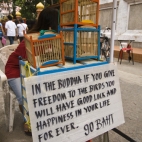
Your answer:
[105,59,142,142]
[0,42,142,142]
[0,37,18,48]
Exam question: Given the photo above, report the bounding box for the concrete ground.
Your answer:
[104,59,142,142]
[0,37,18,47]
[0,41,142,142]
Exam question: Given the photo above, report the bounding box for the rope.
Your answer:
[24,62,39,77]
[23,62,40,132]
[24,62,32,77]
[25,119,31,132]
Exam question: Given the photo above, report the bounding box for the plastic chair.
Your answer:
[0,44,18,132]
[118,40,134,65]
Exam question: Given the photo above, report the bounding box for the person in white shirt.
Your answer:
[17,18,28,42]
[5,15,17,45]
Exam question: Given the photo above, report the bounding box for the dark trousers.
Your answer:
[8,36,15,45]
[19,37,24,42]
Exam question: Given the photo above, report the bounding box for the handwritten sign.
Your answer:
[24,64,125,142]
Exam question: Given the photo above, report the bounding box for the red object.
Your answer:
[5,41,27,79]
[118,44,134,64]
[86,140,92,142]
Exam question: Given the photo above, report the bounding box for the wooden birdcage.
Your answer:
[61,25,100,63]
[60,0,99,27]
[24,32,65,68]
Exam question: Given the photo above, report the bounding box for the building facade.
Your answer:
[100,0,142,48]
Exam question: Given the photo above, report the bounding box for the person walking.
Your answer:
[0,21,5,47]
[17,18,28,42]
[5,15,17,45]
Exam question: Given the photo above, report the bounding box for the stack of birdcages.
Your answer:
[59,0,100,64]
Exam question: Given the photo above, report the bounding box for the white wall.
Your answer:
[99,0,142,47]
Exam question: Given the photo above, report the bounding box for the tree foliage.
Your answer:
[0,0,12,15]
[0,0,59,19]
[15,0,59,19]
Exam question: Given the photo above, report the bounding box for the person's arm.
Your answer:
[15,23,18,37]
[5,22,7,35]
[15,40,27,59]
[24,24,28,34]
[1,24,5,35]
[26,26,28,32]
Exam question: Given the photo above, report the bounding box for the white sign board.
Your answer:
[24,64,125,142]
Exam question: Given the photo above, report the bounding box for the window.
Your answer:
[99,8,113,30]
[128,3,142,30]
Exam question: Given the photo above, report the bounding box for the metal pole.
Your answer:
[103,132,109,142]
[110,0,117,63]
